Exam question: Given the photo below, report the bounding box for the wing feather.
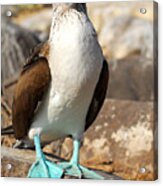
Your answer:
[12,42,51,139]
[85,59,109,131]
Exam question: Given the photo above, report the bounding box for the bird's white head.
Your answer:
[49,3,87,42]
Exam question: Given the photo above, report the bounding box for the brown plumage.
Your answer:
[12,42,51,139]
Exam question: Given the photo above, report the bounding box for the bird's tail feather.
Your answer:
[1,125,14,135]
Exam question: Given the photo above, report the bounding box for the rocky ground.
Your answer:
[1,2,158,180]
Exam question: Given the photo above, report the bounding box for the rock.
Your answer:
[12,8,52,41]
[54,99,157,180]
[1,6,40,85]
[1,146,122,179]
[107,55,155,101]
[99,16,153,60]
[87,1,155,60]
[99,16,153,59]
[1,147,34,177]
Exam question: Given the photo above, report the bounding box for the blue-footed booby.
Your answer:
[3,3,109,178]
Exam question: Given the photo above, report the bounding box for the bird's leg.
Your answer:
[27,134,63,178]
[70,138,80,165]
[58,138,104,179]
[57,138,82,178]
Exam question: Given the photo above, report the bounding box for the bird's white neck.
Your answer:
[49,4,87,42]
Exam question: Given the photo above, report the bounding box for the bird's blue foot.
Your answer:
[57,138,104,179]
[58,161,82,178]
[58,161,104,179]
[27,135,63,178]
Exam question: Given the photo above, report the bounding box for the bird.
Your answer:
[2,3,109,179]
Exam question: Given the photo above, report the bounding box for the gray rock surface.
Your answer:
[107,55,155,101]
[13,9,52,41]
[1,6,40,85]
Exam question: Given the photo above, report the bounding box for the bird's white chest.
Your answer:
[29,13,103,141]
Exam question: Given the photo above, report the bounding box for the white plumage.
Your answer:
[28,6,103,143]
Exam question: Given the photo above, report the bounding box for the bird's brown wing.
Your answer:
[12,42,51,139]
[85,59,109,131]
